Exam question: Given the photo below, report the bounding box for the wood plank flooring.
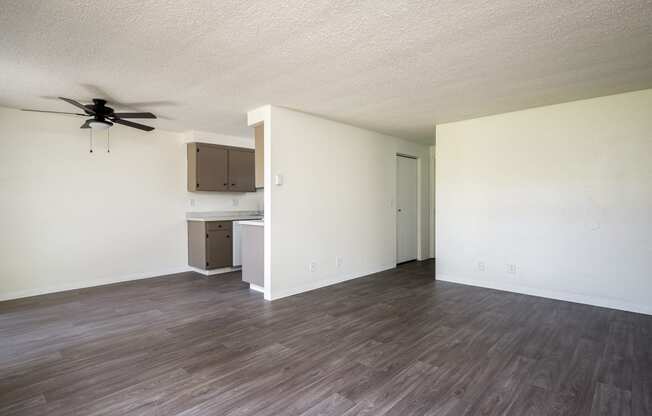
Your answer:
[1,260,651,415]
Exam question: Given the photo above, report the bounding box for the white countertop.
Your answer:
[186,210,263,222]
[235,220,264,227]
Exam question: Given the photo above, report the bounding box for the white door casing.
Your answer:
[396,155,418,263]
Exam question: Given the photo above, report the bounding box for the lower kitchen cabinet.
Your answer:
[188,221,233,269]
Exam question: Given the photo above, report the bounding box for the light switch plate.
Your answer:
[275,174,283,186]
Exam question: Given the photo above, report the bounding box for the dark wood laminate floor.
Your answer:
[1,261,651,416]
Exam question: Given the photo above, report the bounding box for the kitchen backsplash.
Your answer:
[187,188,263,212]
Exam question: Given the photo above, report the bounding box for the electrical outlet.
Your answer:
[336,257,343,268]
[309,262,317,273]
[507,264,517,274]
[478,261,485,272]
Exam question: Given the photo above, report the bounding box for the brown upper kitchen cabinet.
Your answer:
[187,143,255,192]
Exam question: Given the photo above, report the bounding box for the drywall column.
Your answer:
[429,144,436,259]
[247,106,273,301]
[250,105,431,300]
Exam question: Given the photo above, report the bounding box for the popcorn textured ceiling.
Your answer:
[1,0,651,142]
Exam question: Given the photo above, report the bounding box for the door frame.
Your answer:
[395,153,423,265]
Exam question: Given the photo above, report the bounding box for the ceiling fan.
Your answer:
[22,97,156,131]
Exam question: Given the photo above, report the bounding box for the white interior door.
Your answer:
[397,155,418,263]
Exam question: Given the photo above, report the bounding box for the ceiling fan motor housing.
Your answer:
[88,99,113,117]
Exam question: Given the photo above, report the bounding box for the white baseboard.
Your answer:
[270,264,396,301]
[189,266,241,276]
[0,266,193,302]
[437,274,652,316]
[249,284,264,293]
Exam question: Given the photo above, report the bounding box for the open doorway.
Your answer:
[396,154,418,263]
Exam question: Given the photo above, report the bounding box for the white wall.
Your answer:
[436,89,652,315]
[0,107,262,300]
[263,106,431,300]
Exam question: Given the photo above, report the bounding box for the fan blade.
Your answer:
[111,118,154,131]
[22,109,86,116]
[59,97,94,114]
[112,112,156,119]
[80,119,92,129]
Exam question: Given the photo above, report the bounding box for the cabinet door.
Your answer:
[228,149,255,192]
[196,145,228,191]
[206,230,232,269]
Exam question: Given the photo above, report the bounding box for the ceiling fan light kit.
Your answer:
[21,97,157,153]
[88,119,113,130]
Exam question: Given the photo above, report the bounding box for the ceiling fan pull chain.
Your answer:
[89,129,94,153]
[106,129,110,153]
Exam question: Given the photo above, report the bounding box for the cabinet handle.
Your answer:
[223,183,227,186]
[226,234,230,238]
